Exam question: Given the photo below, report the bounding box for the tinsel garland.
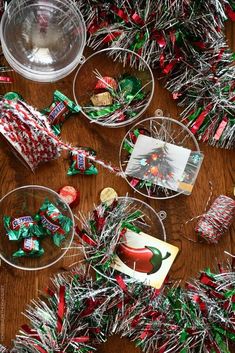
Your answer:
[10,263,235,353]
[0,1,234,146]
[76,0,235,149]
[3,199,235,353]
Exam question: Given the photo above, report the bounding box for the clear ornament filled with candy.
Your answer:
[73,48,154,127]
[0,185,74,270]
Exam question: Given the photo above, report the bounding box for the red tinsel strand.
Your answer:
[57,286,66,333]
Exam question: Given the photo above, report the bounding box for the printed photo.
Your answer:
[125,135,203,194]
[112,229,179,289]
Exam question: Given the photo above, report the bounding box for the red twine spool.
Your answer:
[0,99,120,174]
[0,99,61,171]
[195,195,235,244]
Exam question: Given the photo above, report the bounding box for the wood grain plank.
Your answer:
[0,21,234,352]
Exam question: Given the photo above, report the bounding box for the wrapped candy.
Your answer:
[41,90,80,135]
[91,92,113,106]
[12,237,44,257]
[95,76,118,91]
[3,215,42,241]
[67,148,98,176]
[100,187,118,206]
[119,75,143,97]
[58,186,80,208]
[35,199,73,247]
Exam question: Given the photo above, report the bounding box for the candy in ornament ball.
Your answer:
[95,76,118,90]
[91,92,113,106]
[119,75,142,96]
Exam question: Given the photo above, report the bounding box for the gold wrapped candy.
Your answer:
[91,92,113,106]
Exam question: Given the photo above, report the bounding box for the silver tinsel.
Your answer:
[76,0,235,149]
[7,197,235,353]
[10,262,235,353]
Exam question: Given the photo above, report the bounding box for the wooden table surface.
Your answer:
[0,22,234,352]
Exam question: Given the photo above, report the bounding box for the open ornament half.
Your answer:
[120,114,204,200]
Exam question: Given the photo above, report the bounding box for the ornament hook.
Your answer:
[158,210,167,220]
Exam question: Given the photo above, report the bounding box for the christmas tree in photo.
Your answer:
[132,143,175,186]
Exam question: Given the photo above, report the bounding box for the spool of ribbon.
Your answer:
[0,98,120,174]
[195,195,235,244]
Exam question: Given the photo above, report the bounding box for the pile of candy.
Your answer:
[3,199,73,258]
[83,73,150,125]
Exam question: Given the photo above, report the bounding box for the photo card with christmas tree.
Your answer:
[112,229,179,289]
[125,134,203,194]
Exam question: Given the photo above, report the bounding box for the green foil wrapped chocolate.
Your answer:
[3,215,43,241]
[118,75,143,97]
[12,237,44,257]
[35,198,73,247]
[67,148,98,176]
[41,90,80,135]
